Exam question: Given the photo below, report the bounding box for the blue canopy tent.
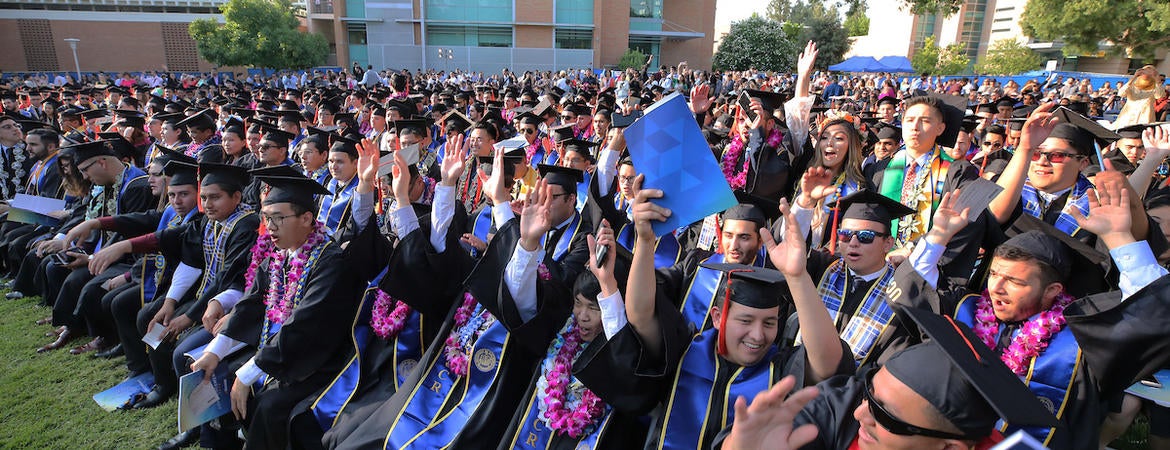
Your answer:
[828,56,885,73]
[876,56,914,73]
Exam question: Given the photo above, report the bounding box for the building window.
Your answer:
[629,0,662,18]
[556,0,594,24]
[426,25,513,47]
[347,23,367,45]
[555,28,593,49]
[425,0,512,22]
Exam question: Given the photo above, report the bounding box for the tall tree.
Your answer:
[765,0,851,69]
[1020,0,1170,59]
[911,36,970,75]
[843,5,870,37]
[713,14,800,72]
[974,39,1045,75]
[189,0,328,71]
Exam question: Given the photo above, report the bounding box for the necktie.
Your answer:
[900,160,919,206]
[995,322,1021,353]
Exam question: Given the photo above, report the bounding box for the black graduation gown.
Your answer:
[578,285,851,450]
[803,250,919,369]
[154,212,260,323]
[320,208,472,437]
[887,264,1170,449]
[325,218,571,450]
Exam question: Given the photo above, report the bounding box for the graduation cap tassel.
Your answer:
[715,276,735,357]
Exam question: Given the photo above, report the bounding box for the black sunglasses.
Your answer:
[863,369,971,440]
[836,229,887,244]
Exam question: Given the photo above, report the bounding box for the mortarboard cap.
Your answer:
[256,173,331,213]
[1048,107,1120,156]
[198,162,250,192]
[112,109,146,128]
[1114,124,1150,140]
[723,191,780,225]
[517,111,542,126]
[744,89,786,114]
[393,119,427,136]
[886,307,1062,439]
[537,164,584,192]
[875,123,902,141]
[14,119,60,134]
[835,190,915,231]
[259,123,296,148]
[532,99,555,118]
[96,132,137,160]
[328,133,360,158]
[163,160,199,186]
[550,124,575,143]
[60,140,117,163]
[176,108,216,129]
[564,103,591,116]
[79,109,110,121]
[921,93,966,148]
[985,123,1007,138]
[876,96,900,108]
[701,262,786,310]
[999,230,1071,278]
[442,110,473,134]
[561,138,598,156]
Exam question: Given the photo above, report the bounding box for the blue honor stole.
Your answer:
[472,206,493,243]
[25,152,59,195]
[318,176,357,235]
[140,207,198,302]
[384,305,509,449]
[956,298,1078,445]
[678,253,764,331]
[616,222,682,269]
[657,330,775,449]
[309,267,424,431]
[95,166,148,252]
[575,177,591,212]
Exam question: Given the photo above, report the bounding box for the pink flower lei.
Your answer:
[260,222,329,325]
[370,290,412,340]
[721,128,782,190]
[525,139,542,165]
[443,292,481,377]
[538,321,604,438]
[973,290,1075,376]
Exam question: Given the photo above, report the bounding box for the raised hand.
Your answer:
[723,375,821,450]
[390,149,411,206]
[355,137,379,194]
[762,199,807,277]
[749,98,767,130]
[586,219,619,294]
[440,136,466,186]
[519,179,553,251]
[924,189,971,246]
[629,174,670,241]
[482,146,511,205]
[797,41,819,78]
[689,83,713,114]
[797,167,835,208]
[1070,185,1135,249]
[1017,102,1060,153]
[606,127,626,154]
[1142,125,1170,163]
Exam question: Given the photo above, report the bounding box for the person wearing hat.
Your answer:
[875,96,899,126]
[862,123,901,170]
[987,104,1165,249]
[786,190,921,368]
[583,198,849,450]
[1125,125,1170,199]
[562,102,595,141]
[969,123,1009,174]
[78,162,252,413]
[901,177,1170,448]
[718,305,1064,450]
[454,121,500,212]
[65,151,201,373]
[187,170,364,450]
[277,109,306,150]
[0,115,34,203]
[516,111,554,167]
[395,118,440,181]
[297,133,332,186]
[318,134,361,238]
[863,93,982,250]
[35,139,157,354]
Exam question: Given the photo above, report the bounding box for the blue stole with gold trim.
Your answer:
[318,176,357,235]
[658,330,775,449]
[141,206,198,302]
[616,223,682,269]
[575,177,590,212]
[679,253,764,330]
[956,298,1078,444]
[541,213,581,261]
[472,206,493,243]
[384,304,509,449]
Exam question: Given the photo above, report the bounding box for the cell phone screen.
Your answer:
[738,92,757,122]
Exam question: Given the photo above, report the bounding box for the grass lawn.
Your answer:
[0,291,174,450]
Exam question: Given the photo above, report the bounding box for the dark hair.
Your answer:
[27,128,59,148]
[473,121,499,141]
[993,245,1062,287]
[573,271,602,300]
[903,96,944,119]
[302,135,327,153]
[289,201,314,217]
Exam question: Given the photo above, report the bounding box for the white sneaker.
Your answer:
[6,291,24,299]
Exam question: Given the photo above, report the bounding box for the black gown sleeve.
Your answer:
[255,245,364,384]
[118,176,159,215]
[108,211,164,238]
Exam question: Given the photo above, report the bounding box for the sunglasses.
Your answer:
[521,128,536,134]
[1030,151,1083,164]
[863,369,970,440]
[836,229,887,244]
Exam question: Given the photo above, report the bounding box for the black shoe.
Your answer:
[157,428,200,450]
[93,343,123,359]
[132,386,174,409]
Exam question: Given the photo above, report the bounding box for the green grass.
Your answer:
[0,291,175,450]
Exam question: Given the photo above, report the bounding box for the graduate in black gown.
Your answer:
[326,156,574,449]
[895,176,1170,448]
[717,306,1062,450]
[581,186,851,450]
[792,190,920,369]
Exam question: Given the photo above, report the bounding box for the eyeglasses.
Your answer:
[863,369,970,440]
[549,192,574,200]
[261,213,298,227]
[521,128,537,135]
[836,228,887,244]
[77,159,100,173]
[259,144,283,150]
[1031,151,1083,164]
[982,141,1003,148]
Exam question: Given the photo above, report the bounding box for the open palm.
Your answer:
[519,179,553,247]
[763,199,807,277]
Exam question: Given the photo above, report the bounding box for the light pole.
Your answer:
[63,38,81,81]
[438,48,453,73]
